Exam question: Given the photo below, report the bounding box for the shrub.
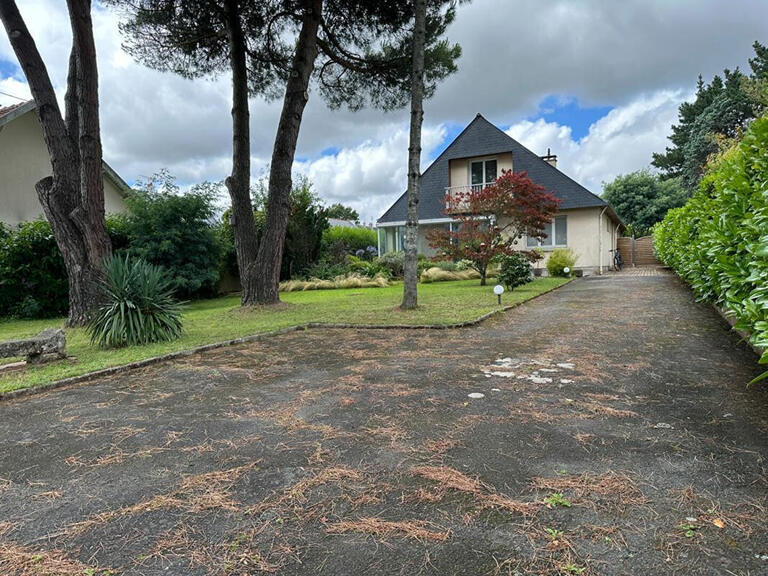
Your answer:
[376,251,430,279]
[279,180,328,278]
[301,259,351,280]
[321,226,377,256]
[88,255,184,348]
[432,260,458,272]
[106,213,132,252]
[546,248,577,277]
[122,173,222,298]
[220,177,329,281]
[377,250,405,278]
[347,255,390,279]
[654,115,768,383]
[498,252,533,290]
[0,220,68,318]
[279,272,389,292]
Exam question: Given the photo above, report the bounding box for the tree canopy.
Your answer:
[110,0,461,111]
[601,170,689,237]
[427,170,560,285]
[652,41,768,189]
[325,203,360,223]
[111,0,462,305]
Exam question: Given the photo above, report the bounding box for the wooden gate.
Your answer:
[616,236,660,267]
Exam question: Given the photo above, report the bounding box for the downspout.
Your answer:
[377,226,382,256]
[598,206,608,275]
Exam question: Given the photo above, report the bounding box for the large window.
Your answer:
[397,226,406,251]
[527,215,567,247]
[470,158,497,189]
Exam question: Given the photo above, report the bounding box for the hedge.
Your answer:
[0,220,68,318]
[653,115,768,381]
[321,226,377,255]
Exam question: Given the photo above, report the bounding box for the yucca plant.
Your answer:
[88,255,184,348]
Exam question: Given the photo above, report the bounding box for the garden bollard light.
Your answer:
[494,284,504,305]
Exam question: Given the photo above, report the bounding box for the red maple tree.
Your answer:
[427,170,560,284]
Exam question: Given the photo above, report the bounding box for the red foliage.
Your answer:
[426,170,560,283]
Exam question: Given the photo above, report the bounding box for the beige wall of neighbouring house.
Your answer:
[0,109,126,226]
[448,152,513,187]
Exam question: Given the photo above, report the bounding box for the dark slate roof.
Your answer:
[378,114,621,225]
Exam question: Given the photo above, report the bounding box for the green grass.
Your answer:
[0,278,569,394]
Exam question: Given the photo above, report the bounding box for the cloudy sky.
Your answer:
[1,1,766,222]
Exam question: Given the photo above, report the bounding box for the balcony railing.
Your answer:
[444,183,492,212]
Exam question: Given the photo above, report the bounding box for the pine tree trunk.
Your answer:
[223,0,260,306]
[254,0,322,304]
[0,0,111,326]
[401,0,427,310]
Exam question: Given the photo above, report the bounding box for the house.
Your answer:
[0,100,129,226]
[328,217,359,228]
[377,114,624,274]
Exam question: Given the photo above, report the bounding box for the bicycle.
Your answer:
[610,248,623,271]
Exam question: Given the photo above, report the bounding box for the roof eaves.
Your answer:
[102,162,131,197]
[1,100,132,198]
[0,100,36,129]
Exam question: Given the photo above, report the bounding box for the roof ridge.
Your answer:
[377,113,621,225]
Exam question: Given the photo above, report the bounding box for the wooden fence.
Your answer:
[616,236,660,267]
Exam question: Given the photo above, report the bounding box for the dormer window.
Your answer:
[470,158,497,190]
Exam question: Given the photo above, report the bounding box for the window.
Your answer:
[397,226,406,251]
[527,215,567,247]
[470,158,497,189]
[555,215,567,245]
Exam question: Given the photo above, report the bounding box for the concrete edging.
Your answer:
[0,278,573,402]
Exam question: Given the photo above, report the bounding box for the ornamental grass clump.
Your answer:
[419,266,498,283]
[88,255,184,348]
[279,272,389,292]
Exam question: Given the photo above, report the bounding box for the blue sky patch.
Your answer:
[427,122,465,160]
[533,95,613,141]
[426,97,612,164]
[320,146,341,157]
[0,59,19,80]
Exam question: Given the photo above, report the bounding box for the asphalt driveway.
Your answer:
[1,272,767,576]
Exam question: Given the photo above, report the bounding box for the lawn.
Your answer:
[0,277,569,394]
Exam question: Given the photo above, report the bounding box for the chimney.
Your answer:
[541,147,557,168]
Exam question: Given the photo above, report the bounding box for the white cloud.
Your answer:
[0,77,30,102]
[0,0,764,221]
[505,90,690,194]
[296,124,447,223]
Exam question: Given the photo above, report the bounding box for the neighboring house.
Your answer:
[377,114,624,274]
[328,217,360,228]
[0,100,129,226]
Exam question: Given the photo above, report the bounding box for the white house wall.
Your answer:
[511,207,619,273]
[0,109,126,226]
